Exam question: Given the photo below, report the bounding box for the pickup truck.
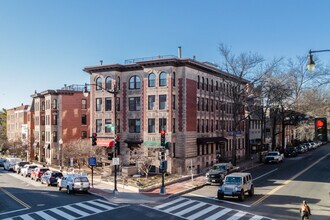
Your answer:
[265,151,284,164]
[206,162,239,184]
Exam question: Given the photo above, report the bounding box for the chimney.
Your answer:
[178,46,182,58]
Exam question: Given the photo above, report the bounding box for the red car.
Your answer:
[31,167,50,181]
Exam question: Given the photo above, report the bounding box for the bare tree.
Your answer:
[218,43,282,165]
[130,147,157,179]
[62,139,103,170]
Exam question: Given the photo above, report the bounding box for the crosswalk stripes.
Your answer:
[3,199,119,220]
[153,197,274,220]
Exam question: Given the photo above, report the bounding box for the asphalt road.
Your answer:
[183,143,330,220]
[1,144,329,220]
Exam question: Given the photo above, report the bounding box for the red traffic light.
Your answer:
[316,120,324,127]
[160,130,165,135]
[92,133,97,137]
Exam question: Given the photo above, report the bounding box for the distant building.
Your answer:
[31,85,90,165]
[84,55,248,174]
[6,104,30,145]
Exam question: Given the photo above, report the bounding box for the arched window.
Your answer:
[148,73,155,87]
[159,72,167,86]
[105,77,112,90]
[129,75,141,89]
[96,77,102,90]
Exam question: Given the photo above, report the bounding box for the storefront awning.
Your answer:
[144,141,160,148]
[197,137,228,144]
[97,139,114,148]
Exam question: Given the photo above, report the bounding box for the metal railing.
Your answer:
[124,55,177,64]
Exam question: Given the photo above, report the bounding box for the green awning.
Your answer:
[144,141,160,148]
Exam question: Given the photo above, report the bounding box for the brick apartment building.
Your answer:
[6,104,30,146]
[84,55,248,175]
[30,85,90,165]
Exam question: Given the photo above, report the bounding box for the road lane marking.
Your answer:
[202,207,231,220]
[254,168,278,181]
[0,208,29,216]
[252,152,330,206]
[187,193,251,208]
[0,187,31,209]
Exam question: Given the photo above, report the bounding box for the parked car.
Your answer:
[58,174,90,194]
[0,157,6,168]
[205,162,239,184]
[14,161,30,174]
[217,172,254,201]
[265,151,284,164]
[21,164,38,177]
[284,147,297,157]
[31,167,50,181]
[41,171,63,186]
[3,158,22,171]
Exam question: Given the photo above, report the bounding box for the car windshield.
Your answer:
[74,177,89,182]
[268,152,278,156]
[212,165,226,170]
[29,166,38,169]
[52,173,62,177]
[225,176,242,184]
[40,169,49,172]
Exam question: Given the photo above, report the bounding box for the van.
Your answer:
[3,158,22,171]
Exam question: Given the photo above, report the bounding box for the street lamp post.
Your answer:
[307,49,330,71]
[83,82,119,195]
[58,139,63,171]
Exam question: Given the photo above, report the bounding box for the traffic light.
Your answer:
[158,151,165,160]
[315,118,328,142]
[160,130,165,146]
[107,152,114,160]
[164,142,170,150]
[92,133,97,146]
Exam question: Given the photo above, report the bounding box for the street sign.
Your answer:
[88,157,97,166]
[112,157,120,165]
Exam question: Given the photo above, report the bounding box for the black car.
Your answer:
[284,147,297,157]
[40,171,63,186]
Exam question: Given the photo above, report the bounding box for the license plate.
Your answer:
[212,180,216,182]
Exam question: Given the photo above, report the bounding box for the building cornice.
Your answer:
[83,58,249,84]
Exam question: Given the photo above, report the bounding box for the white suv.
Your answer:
[58,174,90,194]
[217,172,254,201]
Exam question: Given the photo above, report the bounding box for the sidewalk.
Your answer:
[88,156,262,204]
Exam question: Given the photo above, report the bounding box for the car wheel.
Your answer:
[47,181,50,186]
[217,192,224,200]
[248,185,254,196]
[59,186,62,191]
[238,190,245,201]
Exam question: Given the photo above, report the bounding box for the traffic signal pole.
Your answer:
[160,129,166,195]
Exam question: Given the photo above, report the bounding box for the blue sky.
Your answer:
[1,0,329,109]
